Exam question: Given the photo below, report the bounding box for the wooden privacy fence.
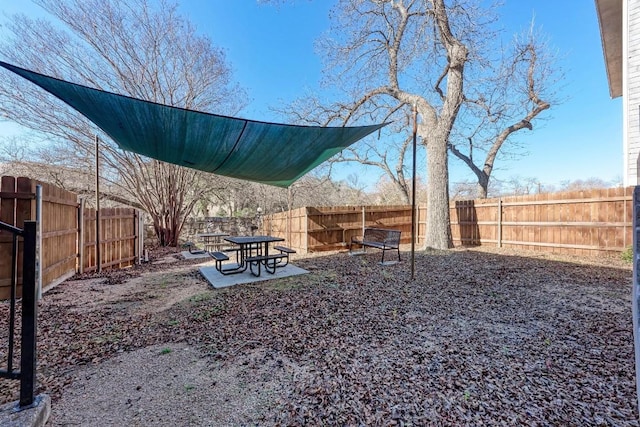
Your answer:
[80,202,141,273]
[262,205,424,253]
[0,176,141,299]
[262,187,633,256]
[451,187,632,255]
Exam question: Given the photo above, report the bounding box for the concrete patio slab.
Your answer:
[199,264,309,289]
[181,250,210,260]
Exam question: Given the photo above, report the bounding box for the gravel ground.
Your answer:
[0,246,638,426]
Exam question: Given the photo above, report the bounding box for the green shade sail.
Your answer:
[0,61,386,187]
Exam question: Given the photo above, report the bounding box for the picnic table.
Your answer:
[196,232,229,252]
[209,235,296,277]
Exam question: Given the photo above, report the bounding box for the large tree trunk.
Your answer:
[422,0,466,249]
[477,175,489,199]
[425,134,454,249]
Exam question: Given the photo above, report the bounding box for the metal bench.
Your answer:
[245,253,288,276]
[244,246,296,276]
[209,251,230,273]
[350,228,401,264]
[184,241,206,255]
[274,245,296,255]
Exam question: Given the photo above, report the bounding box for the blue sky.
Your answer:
[0,0,623,190]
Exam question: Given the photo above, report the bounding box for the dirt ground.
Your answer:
[1,246,638,426]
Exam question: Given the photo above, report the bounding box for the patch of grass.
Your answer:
[621,246,633,263]
[160,347,172,355]
[167,319,180,326]
[90,326,123,345]
[191,303,226,322]
[106,332,123,343]
[188,292,213,303]
[158,274,171,288]
[184,384,195,391]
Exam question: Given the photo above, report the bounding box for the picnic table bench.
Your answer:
[210,236,297,277]
[245,245,296,276]
[350,227,401,264]
[184,241,206,255]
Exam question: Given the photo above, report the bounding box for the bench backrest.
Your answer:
[364,228,401,246]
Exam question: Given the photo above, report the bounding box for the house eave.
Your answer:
[595,0,623,98]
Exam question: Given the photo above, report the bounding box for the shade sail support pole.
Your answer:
[287,186,292,244]
[411,104,418,280]
[95,134,101,273]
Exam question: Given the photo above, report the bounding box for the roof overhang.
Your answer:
[595,0,623,98]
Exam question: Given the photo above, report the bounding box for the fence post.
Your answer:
[497,198,502,248]
[133,210,139,264]
[624,188,628,248]
[304,207,309,254]
[78,198,85,274]
[138,211,145,264]
[19,220,37,407]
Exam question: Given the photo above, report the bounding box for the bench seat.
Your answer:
[185,241,206,255]
[209,251,229,261]
[350,228,401,264]
[274,245,296,254]
[245,254,285,262]
[245,253,289,276]
[351,240,388,250]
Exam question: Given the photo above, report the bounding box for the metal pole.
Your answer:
[19,220,37,407]
[411,104,418,280]
[633,186,640,415]
[7,233,17,375]
[95,135,102,273]
[35,185,42,300]
[287,187,292,242]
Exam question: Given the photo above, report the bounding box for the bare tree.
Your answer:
[278,0,473,248]
[333,122,413,204]
[448,26,558,198]
[282,71,416,205]
[0,0,246,246]
[275,0,561,249]
[557,177,617,192]
[500,176,545,196]
[278,1,485,248]
[371,175,427,205]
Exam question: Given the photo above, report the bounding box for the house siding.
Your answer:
[627,0,640,185]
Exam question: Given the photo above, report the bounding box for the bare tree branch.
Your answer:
[0,0,247,246]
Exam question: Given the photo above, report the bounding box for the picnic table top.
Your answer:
[196,232,229,238]
[224,235,284,245]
